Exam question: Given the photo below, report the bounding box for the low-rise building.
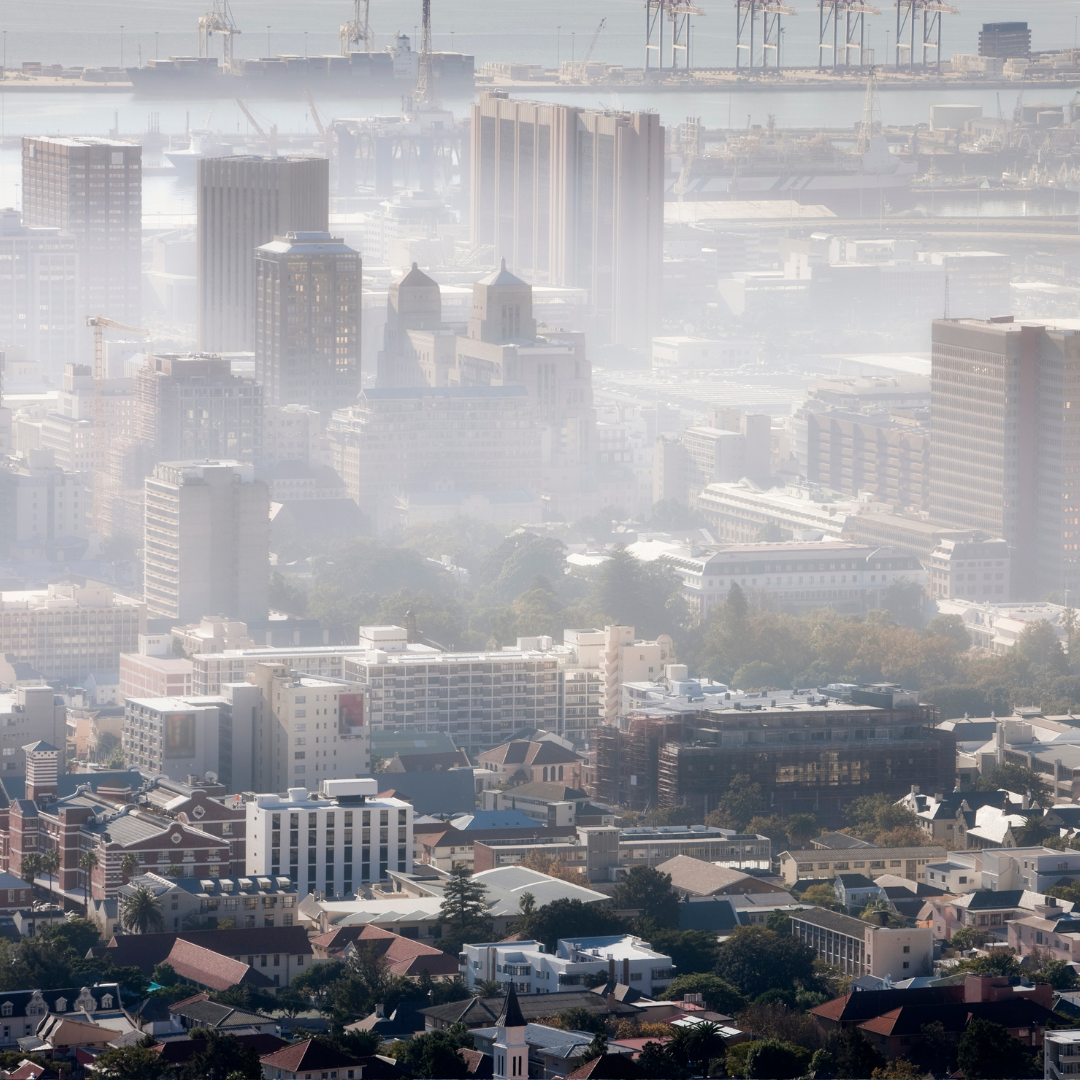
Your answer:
[789,907,932,980]
[480,782,614,828]
[0,582,145,683]
[1045,1028,1080,1080]
[460,936,676,997]
[119,634,194,701]
[924,846,1080,894]
[656,855,789,898]
[926,534,1009,601]
[779,846,946,886]
[0,688,67,778]
[246,779,414,894]
[922,888,1067,943]
[477,740,585,789]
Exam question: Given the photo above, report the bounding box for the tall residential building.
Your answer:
[247,664,370,795]
[143,460,270,625]
[21,138,142,346]
[929,317,1080,599]
[470,93,664,346]
[198,157,330,353]
[0,208,81,378]
[0,690,67,778]
[0,449,89,560]
[254,232,361,414]
[0,583,145,682]
[247,779,413,894]
[378,263,444,387]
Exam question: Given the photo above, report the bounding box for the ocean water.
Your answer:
[3,0,1080,210]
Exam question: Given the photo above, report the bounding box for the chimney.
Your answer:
[608,957,615,982]
[623,957,630,986]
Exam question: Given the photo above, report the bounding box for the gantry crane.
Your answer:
[198,0,241,71]
[414,0,435,107]
[736,0,797,72]
[86,316,148,531]
[646,1,704,73]
[340,0,374,55]
[818,0,880,71]
[896,0,958,70]
[236,98,279,156]
[304,88,330,157]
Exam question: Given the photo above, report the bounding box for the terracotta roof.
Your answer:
[657,855,788,897]
[259,1038,363,1073]
[567,1054,645,1079]
[341,925,460,977]
[458,1047,494,1078]
[164,938,276,991]
[479,741,580,768]
[106,925,313,974]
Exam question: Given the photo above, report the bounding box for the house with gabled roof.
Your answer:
[260,1037,363,1080]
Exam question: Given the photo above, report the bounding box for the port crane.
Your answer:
[818,1,880,71]
[895,0,958,71]
[571,18,607,82]
[645,2,702,73]
[304,89,330,157]
[414,0,435,107]
[86,316,148,532]
[198,0,241,71]
[236,98,278,156]
[340,0,374,55]
[735,0,797,72]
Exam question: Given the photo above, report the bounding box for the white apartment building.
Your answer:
[660,540,926,618]
[926,847,1080,895]
[1043,1028,1080,1080]
[263,403,330,469]
[461,935,675,997]
[927,536,1009,600]
[192,645,365,697]
[247,664,370,794]
[935,600,1065,654]
[143,460,269,625]
[247,778,413,894]
[0,582,145,682]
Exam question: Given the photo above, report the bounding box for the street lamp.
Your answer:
[120,25,124,69]
[154,31,158,61]
[267,25,271,56]
[557,25,561,70]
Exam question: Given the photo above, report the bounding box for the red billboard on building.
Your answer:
[339,693,365,737]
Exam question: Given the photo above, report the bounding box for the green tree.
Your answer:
[924,614,972,651]
[956,1017,1034,1080]
[514,898,626,952]
[795,884,844,911]
[951,951,1021,978]
[41,918,100,956]
[436,867,492,954]
[1034,958,1080,990]
[19,853,41,887]
[949,926,989,951]
[518,892,536,917]
[659,973,745,1014]
[705,774,763,831]
[638,1040,686,1080]
[843,792,921,842]
[40,847,60,894]
[472,978,503,998]
[975,763,1053,804]
[1013,813,1054,846]
[826,1026,886,1079]
[1016,619,1068,671]
[179,1030,261,1080]
[713,926,816,1000]
[400,516,506,577]
[79,850,99,914]
[590,546,684,639]
[119,885,165,934]
[742,1039,807,1079]
[390,1024,474,1080]
[785,813,821,848]
[120,852,141,882]
[152,961,180,987]
[641,929,722,976]
[92,1035,173,1080]
[881,579,925,628]
[477,534,567,605]
[611,866,680,929]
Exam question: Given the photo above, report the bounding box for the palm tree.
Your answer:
[79,851,99,915]
[518,891,536,917]
[120,852,141,883]
[19,853,42,890]
[473,979,503,998]
[1014,813,1053,847]
[40,848,60,897]
[119,886,165,935]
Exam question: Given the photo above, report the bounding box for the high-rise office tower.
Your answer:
[0,209,81,378]
[99,354,263,538]
[470,92,664,347]
[930,316,1080,600]
[254,232,361,414]
[198,157,330,353]
[143,460,269,625]
[378,263,444,387]
[21,137,141,344]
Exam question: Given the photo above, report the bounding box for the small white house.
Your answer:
[460,935,675,997]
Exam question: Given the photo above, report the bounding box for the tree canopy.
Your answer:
[712,926,817,1000]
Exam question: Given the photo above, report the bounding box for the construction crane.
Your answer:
[236,98,278,156]
[572,18,607,82]
[303,88,330,157]
[198,0,241,71]
[86,316,148,528]
[340,0,374,55]
[414,0,435,107]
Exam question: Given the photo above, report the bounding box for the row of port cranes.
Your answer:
[643,0,959,74]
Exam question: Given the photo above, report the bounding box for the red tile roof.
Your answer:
[342,924,459,977]
[164,938,275,991]
[260,1038,362,1074]
[458,1048,494,1078]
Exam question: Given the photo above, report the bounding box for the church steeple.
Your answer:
[493,983,527,1080]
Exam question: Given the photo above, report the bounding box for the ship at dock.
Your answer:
[127,35,473,98]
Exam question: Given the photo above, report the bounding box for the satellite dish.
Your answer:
[205,771,218,783]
